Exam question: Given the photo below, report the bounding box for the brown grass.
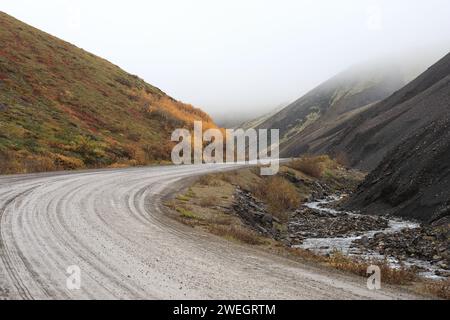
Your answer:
[252,176,300,221]
[205,215,233,226]
[422,279,450,299]
[0,150,62,174]
[197,175,223,186]
[215,172,238,184]
[208,224,265,245]
[327,251,417,285]
[287,155,334,178]
[199,196,219,207]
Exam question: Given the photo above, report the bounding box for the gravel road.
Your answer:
[0,164,421,299]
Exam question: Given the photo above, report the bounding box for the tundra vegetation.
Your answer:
[0,12,216,174]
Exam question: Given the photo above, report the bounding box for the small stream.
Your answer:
[292,196,445,279]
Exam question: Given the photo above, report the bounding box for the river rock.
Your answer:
[351,224,450,275]
[288,206,389,239]
[232,187,283,240]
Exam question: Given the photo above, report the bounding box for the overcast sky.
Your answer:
[2,0,450,121]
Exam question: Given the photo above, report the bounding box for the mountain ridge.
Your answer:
[250,53,444,168]
[255,59,417,154]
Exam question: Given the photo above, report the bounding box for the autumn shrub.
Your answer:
[287,155,336,178]
[142,143,172,162]
[147,108,184,128]
[22,156,57,173]
[122,145,146,165]
[52,154,84,170]
[0,151,60,174]
[253,176,300,221]
[70,136,107,165]
[0,151,22,174]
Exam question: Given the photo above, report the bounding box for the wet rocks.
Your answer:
[288,206,389,243]
[352,225,450,271]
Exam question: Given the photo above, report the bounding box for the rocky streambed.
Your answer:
[293,197,449,279]
[233,188,450,279]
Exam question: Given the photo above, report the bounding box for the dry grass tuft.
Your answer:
[199,196,219,207]
[208,225,264,245]
[327,251,417,285]
[205,215,233,226]
[215,172,237,184]
[197,175,223,186]
[287,155,337,178]
[252,176,300,221]
[422,279,450,300]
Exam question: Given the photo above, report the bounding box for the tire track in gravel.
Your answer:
[0,164,423,299]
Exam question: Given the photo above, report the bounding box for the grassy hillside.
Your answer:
[0,12,215,174]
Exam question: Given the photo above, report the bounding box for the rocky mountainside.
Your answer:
[255,60,420,154]
[0,12,215,173]
[343,52,450,223]
[347,116,450,223]
[312,52,450,172]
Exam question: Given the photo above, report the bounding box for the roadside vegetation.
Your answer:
[165,155,448,299]
[252,176,300,222]
[422,279,450,299]
[286,155,331,178]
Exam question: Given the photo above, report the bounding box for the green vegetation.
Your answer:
[176,195,191,202]
[0,12,216,174]
[176,207,200,220]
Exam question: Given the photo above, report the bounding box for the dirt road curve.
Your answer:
[0,164,420,299]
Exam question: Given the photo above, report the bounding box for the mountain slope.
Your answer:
[345,53,450,222]
[0,12,215,173]
[256,61,411,152]
[254,54,442,163]
[313,51,450,171]
[239,103,287,130]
